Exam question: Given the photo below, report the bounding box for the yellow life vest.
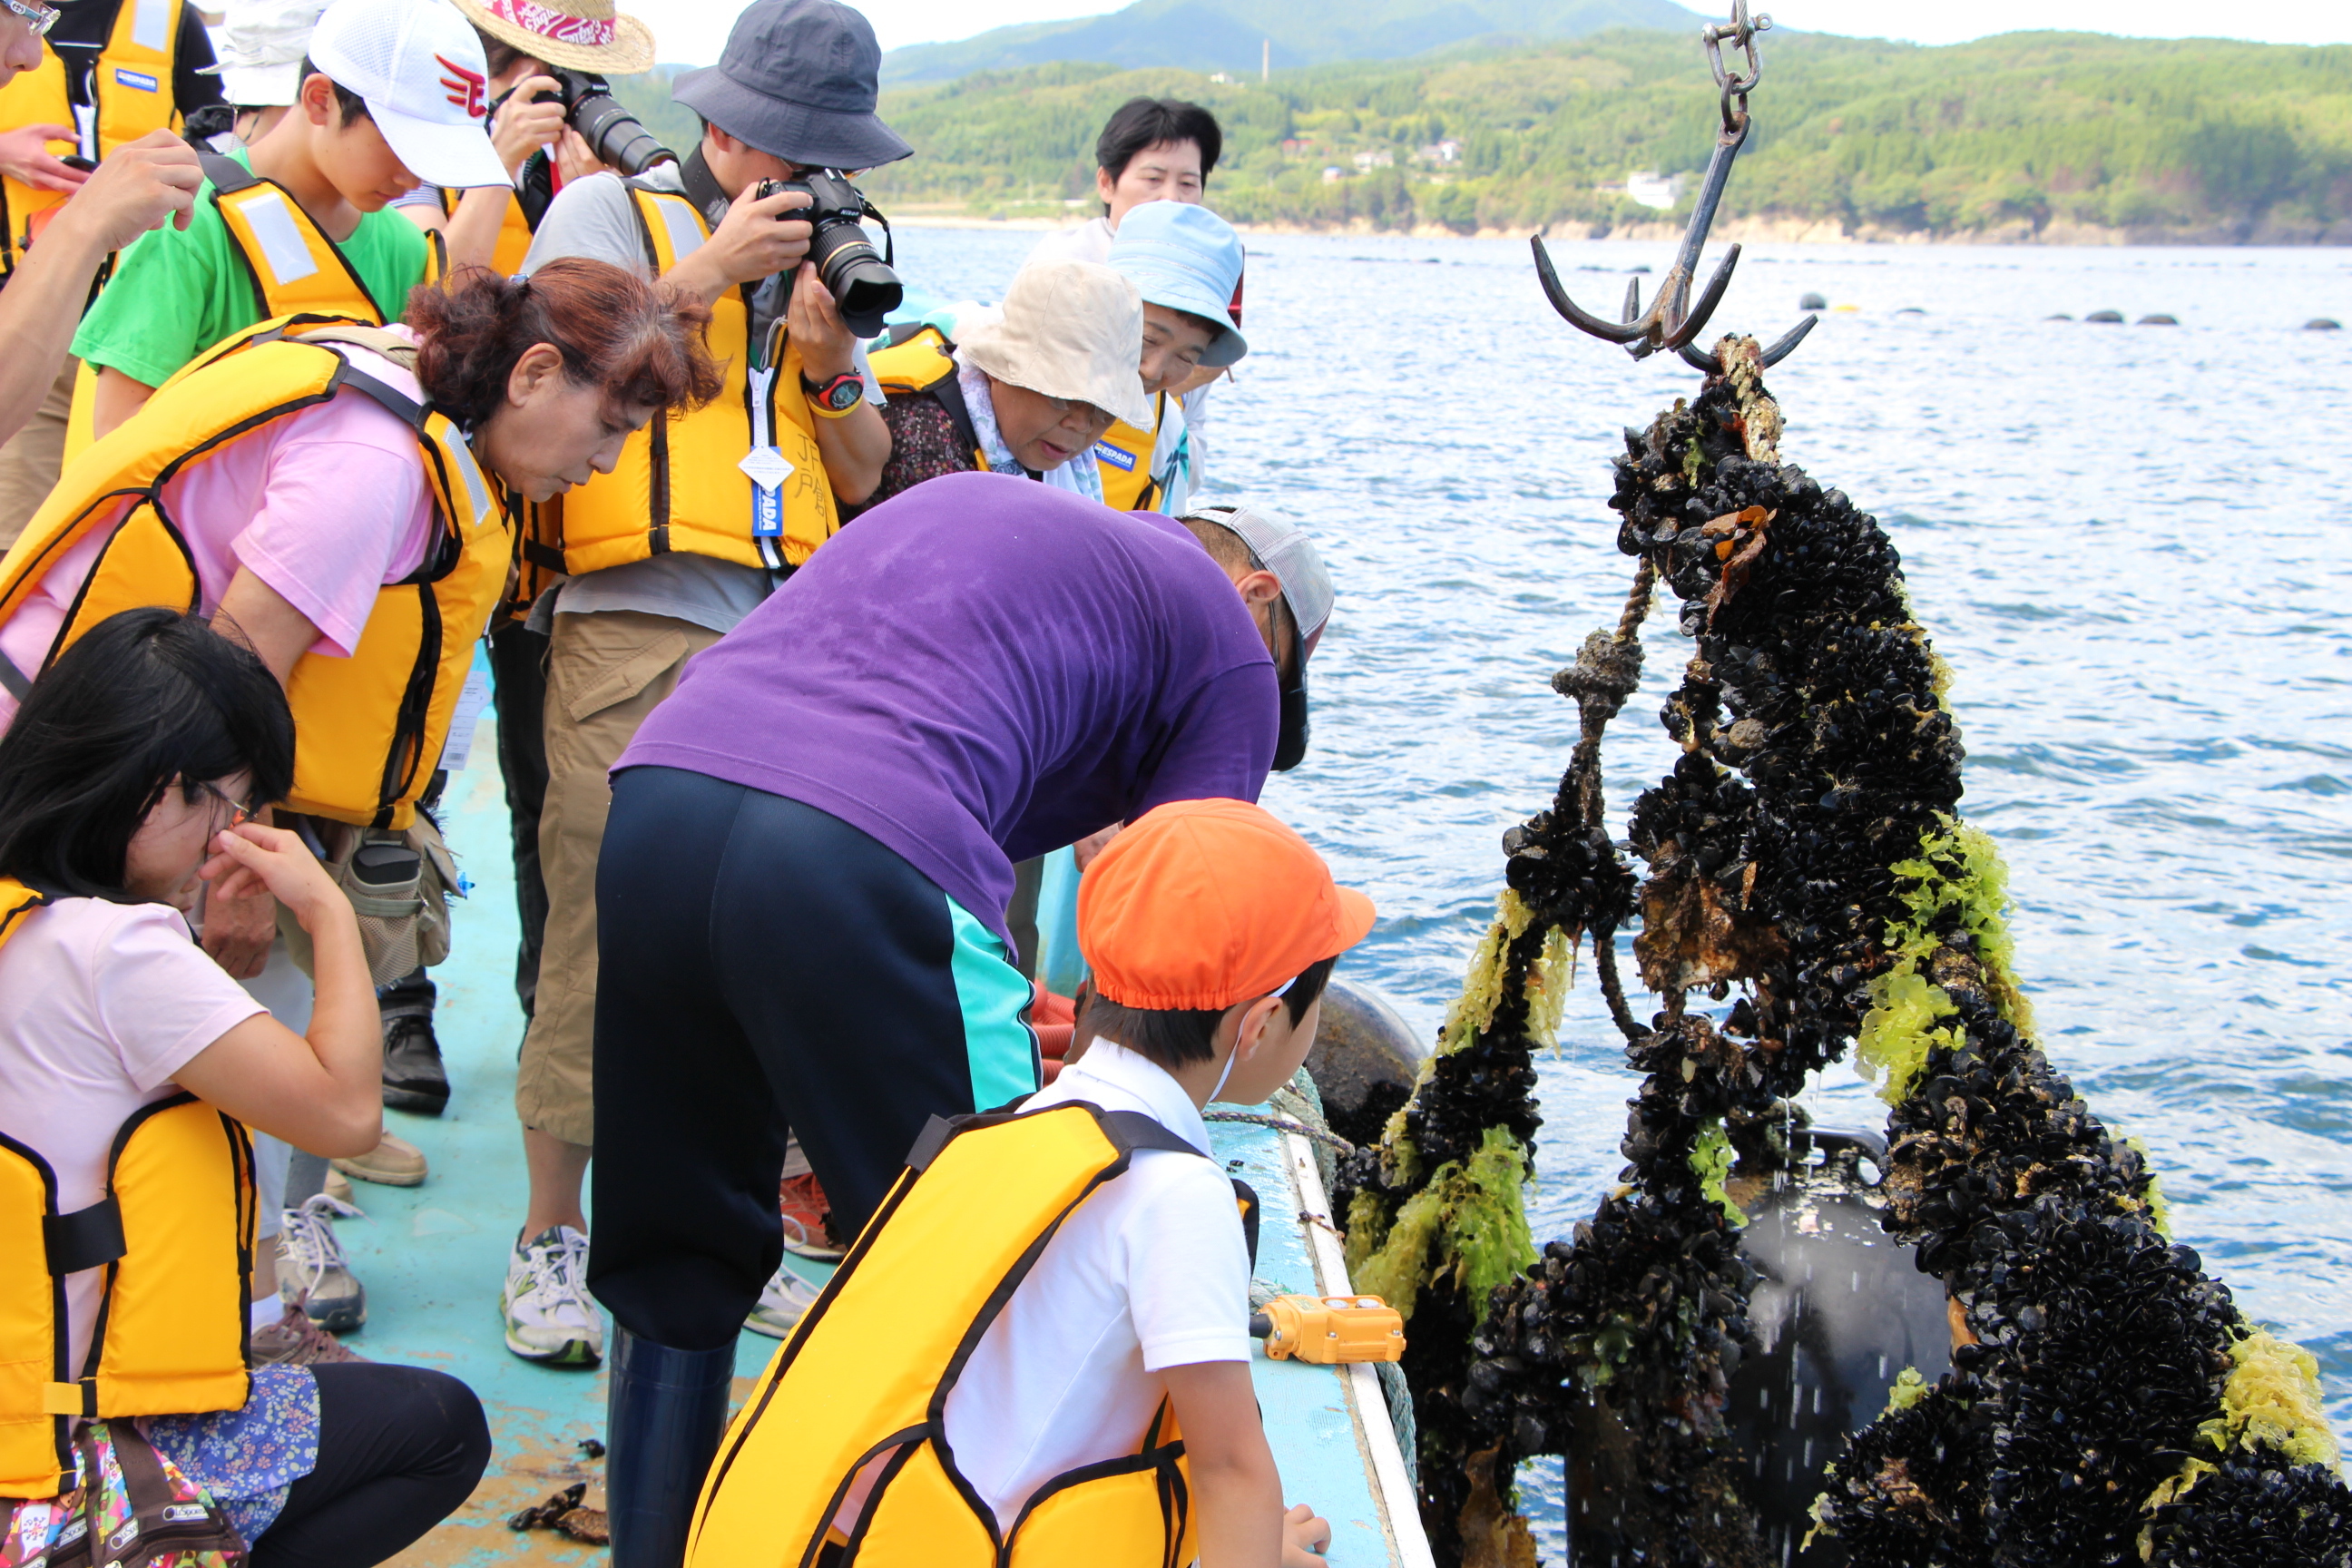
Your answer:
[1093,392,1171,513]
[0,879,256,1500]
[549,184,836,576]
[0,317,514,830]
[0,0,183,275]
[435,183,535,279]
[59,153,448,466]
[688,1102,1257,1568]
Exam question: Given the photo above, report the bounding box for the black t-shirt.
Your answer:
[46,0,223,118]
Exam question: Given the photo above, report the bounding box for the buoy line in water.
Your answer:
[1338,338,2351,1565]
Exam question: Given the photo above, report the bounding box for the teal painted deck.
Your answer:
[337,715,1423,1566]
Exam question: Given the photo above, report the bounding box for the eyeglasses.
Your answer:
[192,779,260,830]
[1039,394,1114,431]
[4,0,60,37]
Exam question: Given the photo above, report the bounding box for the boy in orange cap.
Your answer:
[936,797,1375,1565]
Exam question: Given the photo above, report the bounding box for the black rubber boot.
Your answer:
[604,1328,735,1568]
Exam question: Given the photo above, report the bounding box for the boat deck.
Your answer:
[356,721,1426,1566]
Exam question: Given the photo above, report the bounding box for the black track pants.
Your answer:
[490,621,552,1018]
[588,766,1039,1351]
[251,1364,490,1568]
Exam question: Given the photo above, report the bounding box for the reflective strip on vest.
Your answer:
[0,320,516,828]
[0,0,184,272]
[550,185,838,576]
[686,1103,1199,1568]
[208,166,386,324]
[0,884,253,1500]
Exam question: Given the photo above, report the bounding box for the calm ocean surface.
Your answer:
[891,224,2352,1522]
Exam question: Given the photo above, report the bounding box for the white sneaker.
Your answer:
[501,1225,603,1366]
[279,1192,367,1333]
[746,1266,820,1340]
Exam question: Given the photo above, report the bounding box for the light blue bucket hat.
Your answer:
[1108,200,1249,368]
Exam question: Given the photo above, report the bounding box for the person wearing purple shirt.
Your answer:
[583,470,1334,1547]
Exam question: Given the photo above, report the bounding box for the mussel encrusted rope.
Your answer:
[1439,338,2348,1568]
[1329,565,1650,1563]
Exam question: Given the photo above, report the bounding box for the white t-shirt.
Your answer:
[0,899,266,1376]
[940,1040,1251,1529]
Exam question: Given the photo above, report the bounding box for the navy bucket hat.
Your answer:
[671,0,912,171]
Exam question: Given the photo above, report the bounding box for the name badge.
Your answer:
[740,446,794,538]
[113,68,160,92]
[1093,440,1136,472]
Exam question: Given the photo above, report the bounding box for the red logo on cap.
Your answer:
[437,54,487,118]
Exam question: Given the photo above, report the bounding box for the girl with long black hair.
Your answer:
[0,608,489,1567]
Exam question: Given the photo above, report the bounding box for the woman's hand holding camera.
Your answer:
[490,75,570,180]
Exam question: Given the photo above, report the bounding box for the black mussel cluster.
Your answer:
[2144,1449,2352,1567]
[1439,353,2349,1567]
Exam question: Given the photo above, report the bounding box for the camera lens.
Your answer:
[808,219,902,338]
[570,92,670,176]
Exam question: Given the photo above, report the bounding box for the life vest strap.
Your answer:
[194,149,258,195]
[0,651,29,702]
[906,1105,1209,1173]
[39,1381,94,1418]
[43,1195,126,1275]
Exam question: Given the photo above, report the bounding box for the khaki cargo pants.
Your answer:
[515,608,722,1147]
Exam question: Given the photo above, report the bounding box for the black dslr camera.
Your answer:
[754,170,903,338]
[544,67,672,178]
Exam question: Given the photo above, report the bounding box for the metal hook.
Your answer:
[1531,0,1814,376]
[1678,313,1819,374]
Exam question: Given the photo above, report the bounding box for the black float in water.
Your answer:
[1894,307,1925,316]
[2045,313,2074,321]
[2085,309,2125,323]
[1305,980,1425,1149]
[2137,313,2179,326]
[1563,1130,1955,1567]
[1799,292,1828,310]
[2308,318,2343,330]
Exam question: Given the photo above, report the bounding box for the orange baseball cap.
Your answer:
[1079,799,1377,1011]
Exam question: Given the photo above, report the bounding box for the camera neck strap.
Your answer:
[679,146,732,232]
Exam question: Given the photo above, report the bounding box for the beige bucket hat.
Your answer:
[446,0,655,74]
[957,260,1153,432]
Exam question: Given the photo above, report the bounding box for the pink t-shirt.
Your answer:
[0,334,438,730]
[0,898,265,1377]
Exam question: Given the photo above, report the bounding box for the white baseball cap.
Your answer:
[198,0,327,108]
[306,0,511,189]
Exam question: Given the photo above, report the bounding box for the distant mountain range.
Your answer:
[878,0,1712,84]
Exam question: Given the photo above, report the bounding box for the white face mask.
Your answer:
[1209,973,1304,1104]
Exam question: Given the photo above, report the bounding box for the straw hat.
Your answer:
[446,0,655,74]
[957,260,1153,432]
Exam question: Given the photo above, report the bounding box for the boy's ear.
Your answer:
[298,72,335,128]
[1229,994,1284,1062]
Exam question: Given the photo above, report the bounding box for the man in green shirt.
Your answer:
[72,0,505,436]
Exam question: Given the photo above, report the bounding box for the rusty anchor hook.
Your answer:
[1531,0,1817,374]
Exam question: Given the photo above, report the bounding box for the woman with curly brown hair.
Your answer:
[0,256,720,1362]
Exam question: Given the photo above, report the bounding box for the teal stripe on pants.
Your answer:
[947,897,1043,1112]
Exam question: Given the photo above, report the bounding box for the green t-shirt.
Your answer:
[70,149,430,390]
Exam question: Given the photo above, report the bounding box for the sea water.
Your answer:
[897,225,2352,1544]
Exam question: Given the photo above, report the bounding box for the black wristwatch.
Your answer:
[803,370,865,415]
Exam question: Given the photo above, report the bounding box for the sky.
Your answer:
[641,0,2352,68]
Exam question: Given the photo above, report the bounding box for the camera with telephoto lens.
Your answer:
[543,67,671,178]
[754,170,903,338]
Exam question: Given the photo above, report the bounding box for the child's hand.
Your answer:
[201,822,348,933]
[1281,1502,1330,1564]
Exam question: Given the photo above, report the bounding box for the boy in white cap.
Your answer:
[73,0,507,438]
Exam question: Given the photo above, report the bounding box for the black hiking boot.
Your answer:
[382,1012,450,1114]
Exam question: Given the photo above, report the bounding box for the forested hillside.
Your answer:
[875,0,1706,84]
[781,31,2352,242]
